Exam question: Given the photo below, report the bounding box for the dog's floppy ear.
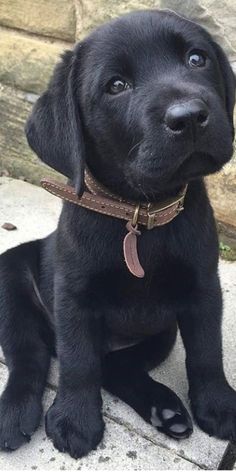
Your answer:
[25,50,85,195]
[213,42,236,139]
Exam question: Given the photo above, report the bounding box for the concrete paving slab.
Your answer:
[47,308,236,471]
[0,364,199,471]
[46,356,226,469]
[220,262,236,387]
[0,177,236,469]
[0,177,62,253]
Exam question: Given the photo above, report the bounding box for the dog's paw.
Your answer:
[45,398,105,459]
[149,390,193,440]
[150,404,193,440]
[191,383,236,440]
[0,393,42,451]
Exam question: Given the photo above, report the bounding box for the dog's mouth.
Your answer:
[125,115,234,196]
[169,151,224,188]
[126,149,224,197]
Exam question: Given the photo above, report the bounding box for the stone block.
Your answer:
[75,0,161,40]
[0,28,71,94]
[0,0,76,41]
[0,84,65,185]
[159,0,236,61]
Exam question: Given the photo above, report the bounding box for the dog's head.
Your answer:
[26,10,235,200]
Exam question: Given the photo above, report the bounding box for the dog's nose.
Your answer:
[164,99,209,134]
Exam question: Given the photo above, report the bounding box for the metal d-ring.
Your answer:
[131,204,141,228]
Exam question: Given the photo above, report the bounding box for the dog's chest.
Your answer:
[91,259,196,339]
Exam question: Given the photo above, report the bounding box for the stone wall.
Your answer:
[0,0,235,233]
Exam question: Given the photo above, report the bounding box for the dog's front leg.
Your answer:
[178,274,236,440]
[45,275,104,459]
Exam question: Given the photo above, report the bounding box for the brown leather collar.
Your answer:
[41,169,187,230]
[41,169,188,278]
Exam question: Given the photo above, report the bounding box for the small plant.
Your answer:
[219,242,231,252]
[219,241,236,261]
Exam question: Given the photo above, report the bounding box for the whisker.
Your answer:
[138,177,150,202]
[127,139,144,158]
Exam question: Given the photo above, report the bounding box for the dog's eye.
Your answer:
[188,51,206,68]
[106,77,131,95]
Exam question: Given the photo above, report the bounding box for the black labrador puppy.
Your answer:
[0,9,235,459]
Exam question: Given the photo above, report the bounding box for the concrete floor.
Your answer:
[0,177,236,470]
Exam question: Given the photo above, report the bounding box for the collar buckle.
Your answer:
[147,206,156,230]
[147,192,186,230]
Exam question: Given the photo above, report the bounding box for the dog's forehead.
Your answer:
[86,10,210,63]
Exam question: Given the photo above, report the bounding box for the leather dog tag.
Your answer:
[123,222,145,278]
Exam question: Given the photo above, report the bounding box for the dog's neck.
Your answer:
[42,168,188,277]
[85,161,185,204]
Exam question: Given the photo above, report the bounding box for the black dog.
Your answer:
[0,9,235,459]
